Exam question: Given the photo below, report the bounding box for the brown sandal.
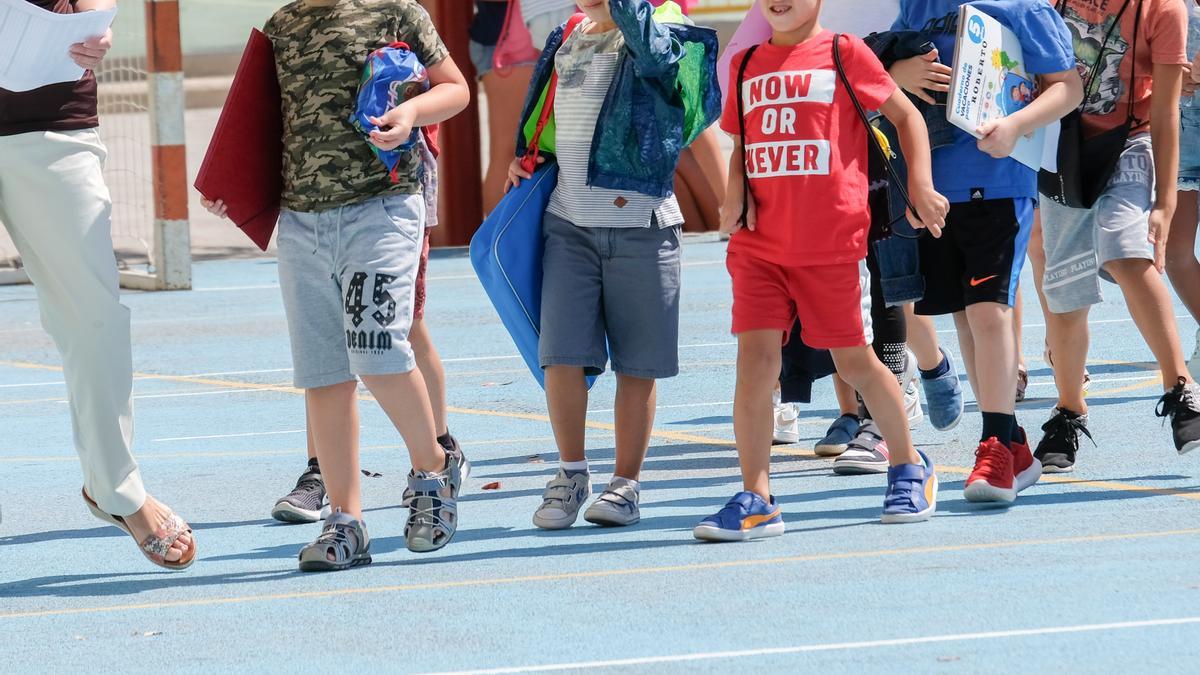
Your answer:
[82,488,197,570]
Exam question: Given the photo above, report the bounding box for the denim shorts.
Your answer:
[469,10,567,78]
[1180,108,1200,191]
[277,193,425,388]
[538,212,682,379]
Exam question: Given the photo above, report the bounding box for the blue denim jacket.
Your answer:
[862,29,958,306]
[514,0,721,198]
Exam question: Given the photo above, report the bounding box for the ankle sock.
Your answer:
[920,355,950,380]
[1011,419,1026,446]
[981,412,1015,448]
[436,431,453,448]
[561,460,589,476]
[307,457,320,472]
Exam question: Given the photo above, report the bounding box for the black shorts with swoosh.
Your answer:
[914,197,1034,316]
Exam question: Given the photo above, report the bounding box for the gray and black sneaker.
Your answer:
[298,509,371,572]
[271,462,330,523]
[405,470,458,553]
[833,419,890,475]
[402,434,470,506]
[1034,408,1094,473]
[1156,378,1200,455]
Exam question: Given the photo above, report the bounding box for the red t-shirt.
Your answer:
[1060,0,1188,138]
[719,31,896,267]
[0,0,99,137]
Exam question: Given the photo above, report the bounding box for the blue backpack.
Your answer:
[470,15,596,390]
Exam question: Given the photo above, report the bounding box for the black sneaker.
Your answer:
[1034,408,1094,473]
[271,462,329,523]
[1156,378,1200,455]
[402,433,470,506]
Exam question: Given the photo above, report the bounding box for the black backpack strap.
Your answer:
[735,45,758,228]
[833,33,922,233]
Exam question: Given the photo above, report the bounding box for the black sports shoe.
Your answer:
[1156,378,1200,455]
[1034,408,1094,473]
[402,433,470,506]
[272,463,330,523]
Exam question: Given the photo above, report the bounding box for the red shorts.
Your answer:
[727,251,873,349]
[414,230,430,321]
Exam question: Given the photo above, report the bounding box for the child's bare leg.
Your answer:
[953,311,979,397]
[307,381,362,518]
[545,366,588,463]
[833,373,859,416]
[903,304,943,371]
[963,303,1017,414]
[1013,288,1027,370]
[735,330,784,498]
[1105,258,1193,386]
[360,370,444,473]
[410,318,449,436]
[832,346,919,466]
[613,374,655,480]
[1166,190,1200,322]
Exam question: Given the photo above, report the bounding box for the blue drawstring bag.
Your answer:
[350,42,429,183]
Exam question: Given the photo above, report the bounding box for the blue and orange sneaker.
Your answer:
[880,450,938,524]
[693,491,784,542]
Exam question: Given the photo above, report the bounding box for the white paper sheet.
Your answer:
[0,0,117,92]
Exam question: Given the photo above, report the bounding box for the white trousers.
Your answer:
[0,129,145,516]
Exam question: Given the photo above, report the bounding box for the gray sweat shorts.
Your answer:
[539,211,682,379]
[1039,134,1155,314]
[277,193,426,389]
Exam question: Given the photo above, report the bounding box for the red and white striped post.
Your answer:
[137,0,191,290]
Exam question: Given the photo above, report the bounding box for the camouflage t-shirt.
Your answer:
[265,0,448,212]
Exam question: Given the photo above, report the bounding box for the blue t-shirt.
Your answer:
[893,0,1075,203]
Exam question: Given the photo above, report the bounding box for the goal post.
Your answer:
[121,0,191,291]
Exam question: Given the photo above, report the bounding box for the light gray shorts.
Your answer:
[277,193,426,389]
[539,212,682,379]
[1039,134,1155,314]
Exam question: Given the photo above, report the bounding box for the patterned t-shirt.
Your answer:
[546,23,683,229]
[265,0,448,212]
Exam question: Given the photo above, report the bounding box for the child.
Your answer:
[889,0,1082,498]
[694,0,950,540]
[505,0,720,529]
[1170,0,1200,382]
[1034,0,1200,466]
[202,0,470,571]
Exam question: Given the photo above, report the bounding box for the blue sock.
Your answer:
[920,355,950,380]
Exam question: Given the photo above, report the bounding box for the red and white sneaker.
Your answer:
[963,438,1016,503]
[1011,428,1041,493]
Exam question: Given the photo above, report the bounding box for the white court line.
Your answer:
[153,429,304,443]
[936,314,1190,335]
[422,616,1200,675]
[192,284,280,292]
[41,388,266,404]
[0,380,64,389]
[1026,374,1157,387]
[590,400,734,415]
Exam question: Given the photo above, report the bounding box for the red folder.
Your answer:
[195,29,282,252]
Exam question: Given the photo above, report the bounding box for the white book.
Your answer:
[947,4,1052,171]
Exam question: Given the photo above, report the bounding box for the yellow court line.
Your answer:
[3,527,1199,621]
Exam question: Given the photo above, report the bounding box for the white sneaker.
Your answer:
[583,477,641,527]
[902,349,923,429]
[1189,327,1200,382]
[533,469,592,530]
[772,389,800,444]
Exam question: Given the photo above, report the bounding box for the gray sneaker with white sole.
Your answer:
[272,463,330,523]
[533,469,592,530]
[584,477,641,527]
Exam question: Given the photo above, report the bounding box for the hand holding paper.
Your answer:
[0,0,117,92]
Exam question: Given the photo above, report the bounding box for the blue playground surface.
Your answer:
[2,235,1199,672]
